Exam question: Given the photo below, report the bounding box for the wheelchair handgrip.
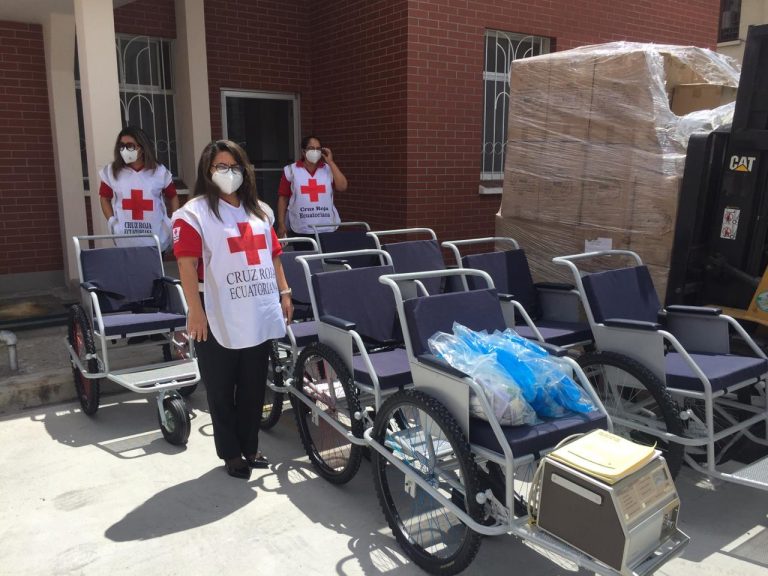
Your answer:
[665,305,722,316]
[417,354,469,379]
[535,282,575,291]
[161,276,181,285]
[80,282,125,300]
[498,293,516,302]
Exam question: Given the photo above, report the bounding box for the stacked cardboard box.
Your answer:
[499,43,739,301]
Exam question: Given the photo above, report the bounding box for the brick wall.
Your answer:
[205,0,313,142]
[114,0,176,39]
[0,21,61,276]
[405,0,720,242]
[310,0,410,230]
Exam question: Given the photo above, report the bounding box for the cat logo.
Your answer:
[729,155,757,172]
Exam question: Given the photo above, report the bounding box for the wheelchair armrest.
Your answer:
[535,282,575,291]
[665,305,722,316]
[536,342,569,357]
[161,276,181,285]
[323,258,349,266]
[320,314,356,331]
[604,318,661,331]
[498,293,516,302]
[417,354,469,379]
[80,282,124,300]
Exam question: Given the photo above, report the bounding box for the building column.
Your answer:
[175,0,211,191]
[42,12,88,286]
[74,0,122,237]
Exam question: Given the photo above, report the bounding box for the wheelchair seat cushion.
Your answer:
[352,348,411,389]
[469,411,607,456]
[282,321,318,348]
[515,320,592,347]
[100,312,186,337]
[384,240,445,295]
[403,289,507,357]
[582,265,660,324]
[665,352,768,392]
[463,250,540,319]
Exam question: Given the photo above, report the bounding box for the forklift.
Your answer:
[666,24,768,461]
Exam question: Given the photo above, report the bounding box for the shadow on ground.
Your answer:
[105,468,257,542]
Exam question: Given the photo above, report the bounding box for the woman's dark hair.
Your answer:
[300,135,321,150]
[111,126,158,175]
[193,140,266,222]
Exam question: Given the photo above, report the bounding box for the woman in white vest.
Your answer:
[172,140,293,480]
[98,126,179,250]
[276,135,348,245]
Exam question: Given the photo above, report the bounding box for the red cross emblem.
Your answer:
[122,189,153,220]
[227,222,267,265]
[300,178,326,203]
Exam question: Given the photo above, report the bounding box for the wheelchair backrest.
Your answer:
[383,239,446,295]
[280,249,323,306]
[462,249,540,318]
[318,229,379,268]
[403,288,506,357]
[312,264,402,344]
[80,245,163,313]
[582,265,660,323]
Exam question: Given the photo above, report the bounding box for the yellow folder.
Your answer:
[549,429,656,484]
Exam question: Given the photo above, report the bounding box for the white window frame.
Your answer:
[481,30,550,185]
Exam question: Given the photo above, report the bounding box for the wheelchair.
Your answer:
[365,268,688,575]
[310,221,380,269]
[443,236,592,349]
[288,248,412,483]
[66,234,200,445]
[261,237,323,430]
[554,250,768,487]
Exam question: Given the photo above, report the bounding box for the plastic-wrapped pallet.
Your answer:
[499,42,740,301]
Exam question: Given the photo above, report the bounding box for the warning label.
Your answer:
[720,208,740,240]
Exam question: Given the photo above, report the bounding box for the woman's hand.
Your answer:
[187,306,208,342]
[276,223,287,238]
[281,293,294,325]
[321,147,334,164]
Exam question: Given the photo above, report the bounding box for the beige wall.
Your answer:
[717,0,768,62]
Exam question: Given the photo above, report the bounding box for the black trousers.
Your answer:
[195,331,270,460]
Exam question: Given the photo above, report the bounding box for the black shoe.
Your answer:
[245,453,269,469]
[225,458,251,479]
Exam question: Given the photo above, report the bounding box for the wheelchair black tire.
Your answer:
[291,342,363,484]
[162,333,196,397]
[579,351,684,478]
[158,396,191,446]
[372,389,482,575]
[68,305,101,415]
[261,340,284,430]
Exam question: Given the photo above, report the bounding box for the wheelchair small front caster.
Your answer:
[157,395,191,446]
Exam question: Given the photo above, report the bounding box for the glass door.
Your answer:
[221,91,300,219]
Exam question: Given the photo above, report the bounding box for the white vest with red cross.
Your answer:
[172,196,286,349]
[285,161,339,233]
[99,164,173,249]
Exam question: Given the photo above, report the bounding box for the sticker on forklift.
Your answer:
[757,291,768,313]
[720,208,740,240]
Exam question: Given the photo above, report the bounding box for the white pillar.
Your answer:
[43,12,88,286]
[74,0,122,237]
[175,0,211,191]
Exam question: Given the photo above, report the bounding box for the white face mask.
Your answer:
[212,170,243,195]
[120,148,139,164]
[305,149,322,164]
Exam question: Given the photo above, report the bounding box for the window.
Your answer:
[718,0,741,43]
[482,30,550,181]
[76,35,180,189]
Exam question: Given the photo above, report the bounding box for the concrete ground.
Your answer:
[1,385,768,576]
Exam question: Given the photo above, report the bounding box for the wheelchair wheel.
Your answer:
[261,340,284,430]
[371,389,482,575]
[67,305,100,415]
[158,396,191,446]
[579,351,684,477]
[292,342,363,484]
[162,331,197,397]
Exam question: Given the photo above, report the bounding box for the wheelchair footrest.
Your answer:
[730,454,768,486]
[107,359,200,392]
